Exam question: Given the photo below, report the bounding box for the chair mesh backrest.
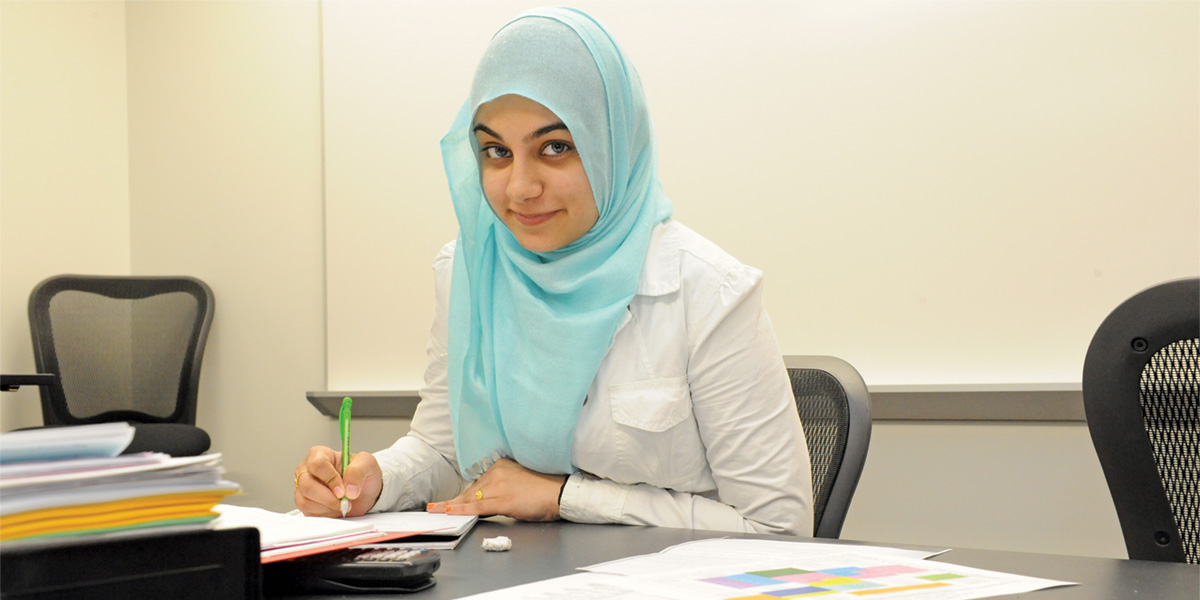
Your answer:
[789,368,850,532]
[1139,338,1200,564]
[45,289,200,422]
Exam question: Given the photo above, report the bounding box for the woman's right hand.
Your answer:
[293,445,383,518]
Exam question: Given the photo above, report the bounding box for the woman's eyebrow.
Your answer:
[473,123,502,139]
[527,122,568,142]
[472,122,569,143]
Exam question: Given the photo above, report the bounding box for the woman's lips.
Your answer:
[512,210,559,227]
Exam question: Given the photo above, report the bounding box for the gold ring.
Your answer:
[294,472,305,487]
[475,489,484,501]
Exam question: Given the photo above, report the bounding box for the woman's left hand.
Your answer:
[427,458,567,522]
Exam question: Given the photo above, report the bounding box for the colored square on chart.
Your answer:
[701,577,762,589]
[749,567,811,578]
[855,565,926,578]
[822,567,867,577]
[778,572,837,583]
[824,581,883,592]
[765,586,836,598]
[722,573,788,587]
[816,577,863,586]
[918,573,967,582]
[850,582,950,595]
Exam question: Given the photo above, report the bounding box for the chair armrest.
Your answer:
[0,374,58,392]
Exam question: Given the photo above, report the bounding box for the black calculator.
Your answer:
[263,547,440,595]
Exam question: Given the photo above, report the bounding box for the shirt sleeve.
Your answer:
[371,242,469,512]
[561,262,814,536]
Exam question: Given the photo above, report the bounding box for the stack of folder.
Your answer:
[0,423,239,542]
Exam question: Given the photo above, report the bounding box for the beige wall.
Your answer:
[323,0,1200,389]
[0,1,133,428]
[122,0,330,510]
[0,0,1189,558]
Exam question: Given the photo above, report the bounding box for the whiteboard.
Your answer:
[321,0,1198,390]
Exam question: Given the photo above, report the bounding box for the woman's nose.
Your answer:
[506,157,542,202]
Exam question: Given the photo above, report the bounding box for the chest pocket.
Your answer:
[610,376,690,431]
[608,376,706,488]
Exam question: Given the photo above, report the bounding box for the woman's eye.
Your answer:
[542,141,572,156]
[482,146,511,160]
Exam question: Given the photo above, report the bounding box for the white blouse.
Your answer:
[372,219,814,536]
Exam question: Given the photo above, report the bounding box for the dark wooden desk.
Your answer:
[283,519,1200,599]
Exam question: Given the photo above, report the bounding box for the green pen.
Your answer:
[339,396,353,517]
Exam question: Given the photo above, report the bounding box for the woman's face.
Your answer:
[473,95,598,253]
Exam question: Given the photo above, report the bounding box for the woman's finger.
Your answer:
[427,479,488,513]
[294,446,346,516]
[340,451,384,516]
[306,450,346,496]
[295,485,339,517]
[294,479,340,517]
[443,498,496,516]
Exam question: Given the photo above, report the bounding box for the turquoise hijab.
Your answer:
[440,7,673,478]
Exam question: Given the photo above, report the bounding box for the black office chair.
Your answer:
[26,275,215,456]
[786,355,872,539]
[1082,277,1199,564]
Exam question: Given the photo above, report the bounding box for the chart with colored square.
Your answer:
[702,564,969,598]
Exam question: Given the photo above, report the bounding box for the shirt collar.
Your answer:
[635,220,680,297]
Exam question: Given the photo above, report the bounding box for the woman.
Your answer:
[294,7,813,536]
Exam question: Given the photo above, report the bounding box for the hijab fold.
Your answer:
[441,7,673,477]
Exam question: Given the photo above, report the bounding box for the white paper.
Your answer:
[346,511,477,536]
[0,453,222,488]
[259,530,394,559]
[0,422,135,463]
[211,505,478,557]
[0,454,234,516]
[211,504,376,548]
[584,538,940,577]
[469,538,1074,600]
[575,539,1074,600]
[624,550,1075,600]
[0,452,164,479]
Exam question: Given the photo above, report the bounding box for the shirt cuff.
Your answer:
[369,453,408,513]
[558,471,630,524]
